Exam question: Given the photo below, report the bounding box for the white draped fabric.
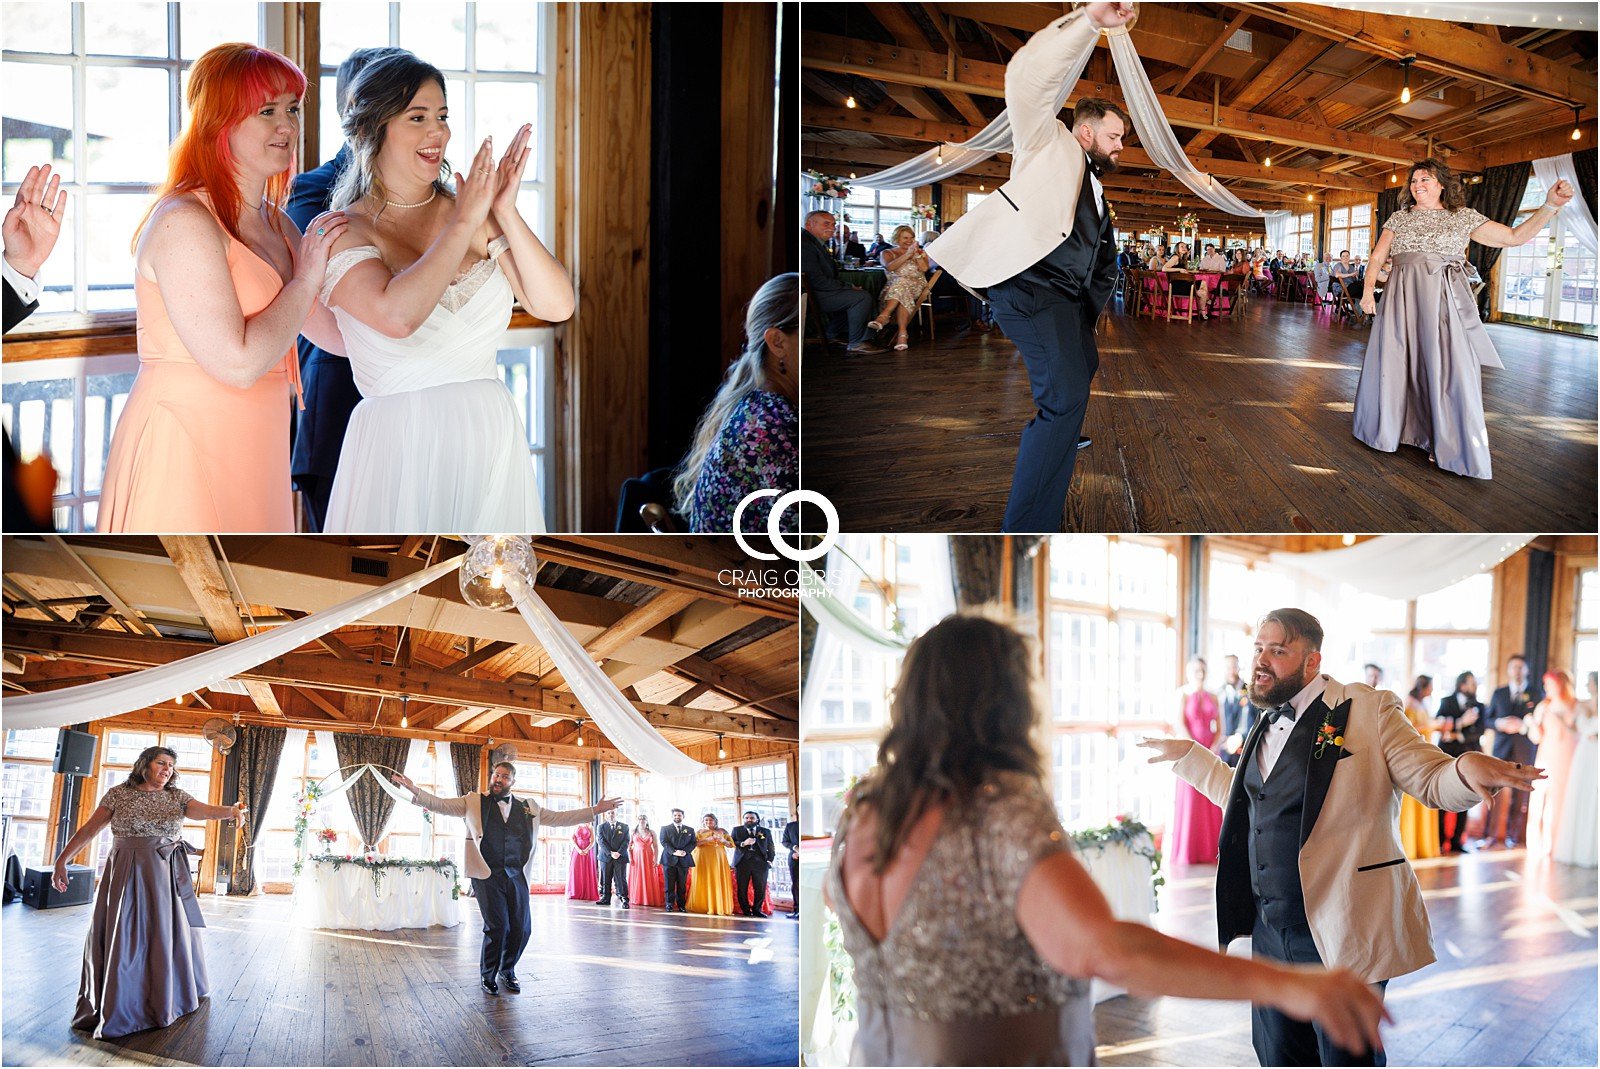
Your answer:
[509,578,705,779]
[1533,153,1597,258]
[1335,2,1594,30]
[1268,535,1534,602]
[1074,834,1157,1004]
[2,555,465,731]
[293,858,460,932]
[1265,211,1294,254]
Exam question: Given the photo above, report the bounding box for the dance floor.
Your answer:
[803,297,1598,533]
[1095,846,1599,1066]
[0,893,798,1067]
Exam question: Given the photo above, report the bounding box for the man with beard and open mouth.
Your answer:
[395,761,619,995]
[1140,608,1544,1067]
[926,1,1134,533]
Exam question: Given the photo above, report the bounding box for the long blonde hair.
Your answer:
[673,273,799,516]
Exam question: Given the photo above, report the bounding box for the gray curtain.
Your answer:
[1011,537,1044,619]
[949,536,1006,608]
[228,725,286,896]
[1466,161,1532,318]
[1376,187,1401,230]
[331,733,413,849]
[450,741,482,796]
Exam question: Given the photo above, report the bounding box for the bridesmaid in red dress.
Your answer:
[627,816,665,907]
[566,824,599,901]
[1168,657,1224,864]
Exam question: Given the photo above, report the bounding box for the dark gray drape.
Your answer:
[1467,161,1532,318]
[450,741,482,796]
[228,725,286,896]
[1524,549,1555,685]
[1011,537,1044,619]
[1573,147,1597,222]
[949,537,1006,608]
[332,733,413,849]
[1376,188,1401,231]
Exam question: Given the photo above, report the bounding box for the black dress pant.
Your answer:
[789,856,799,913]
[664,864,689,909]
[735,861,769,915]
[1251,917,1387,1066]
[472,867,531,980]
[987,279,1100,533]
[599,856,628,903]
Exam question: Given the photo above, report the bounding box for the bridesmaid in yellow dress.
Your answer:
[1400,675,1441,860]
[686,813,735,916]
[99,43,347,532]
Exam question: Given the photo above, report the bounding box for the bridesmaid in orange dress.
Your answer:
[99,44,347,532]
[627,816,664,907]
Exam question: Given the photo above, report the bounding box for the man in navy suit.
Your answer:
[285,46,409,530]
[1484,653,1541,847]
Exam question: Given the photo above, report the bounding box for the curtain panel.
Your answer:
[228,724,286,896]
[1466,161,1532,319]
[331,733,414,850]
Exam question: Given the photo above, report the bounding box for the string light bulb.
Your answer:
[400,695,409,729]
[849,172,856,179]
[1263,155,1272,168]
[1398,57,1414,105]
[1573,107,1583,141]
[845,95,857,109]
[717,733,727,760]
[935,148,943,165]
[979,183,985,191]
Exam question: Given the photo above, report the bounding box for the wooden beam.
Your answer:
[1189,31,1332,153]
[536,589,700,690]
[1172,11,1252,98]
[441,640,514,675]
[668,653,800,720]
[8,626,797,741]
[157,536,285,717]
[288,685,350,720]
[43,536,159,637]
[1238,2,1596,108]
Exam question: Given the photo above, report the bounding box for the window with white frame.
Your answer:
[1287,211,1316,257]
[842,186,917,242]
[1044,535,1179,829]
[2,728,61,869]
[738,760,792,900]
[1497,175,1598,330]
[1327,203,1372,261]
[1573,567,1598,698]
[513,756,586,890]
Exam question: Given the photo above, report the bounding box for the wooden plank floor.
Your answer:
[802,297,1598,533]
[1094,848,1598,1066]
[1,894,798,1067]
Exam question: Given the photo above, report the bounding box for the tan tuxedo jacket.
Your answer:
[1172,675,1479,982]
[927,7,1113,289]
[409,787,605,881]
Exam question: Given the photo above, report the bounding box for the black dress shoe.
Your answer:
[621,901,630,909]
[677,907,688,913]
[786,912,799,919]
[596,898,611,906]
[498,973,521,993]
[481,977,499,995]
[1077,435,1092,450]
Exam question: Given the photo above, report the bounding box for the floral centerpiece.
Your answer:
[910,203,938,222]
[1176,211,1199,233]
[314,828,338,852]
[1069,812,1165,907]
[804,169,851,200]
[291,782,322,856]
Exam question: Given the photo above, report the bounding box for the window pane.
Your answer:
[318,73,342,170]
[104,730,159,765]
[179,1,260,60]
[3,61,76,183]
[1412,637,1489,699]
[85,65,172,183]
[475,3,541,72]
[399,3,466,71]
[1414,573,1492,631]
[5,728,59,761]
[4,3,73,53]
[2,762,56,818]
[85,194,146,311]
[318,2,394,66]
[85,2,169,58]
[473,81,539,178]
[1579,570,1598,631]
[9,822,49,868]
[1050,535,1109,603]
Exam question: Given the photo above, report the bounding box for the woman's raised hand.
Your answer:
[452,137,498,230]
[294,210,351,288]
[227,801,249,822]
[492,123,534,220]
[1546,179,1575,210]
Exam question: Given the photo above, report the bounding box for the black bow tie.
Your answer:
[1266,702,1297,724]
[1086,156,1104,178]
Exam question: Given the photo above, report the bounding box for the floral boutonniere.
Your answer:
[1312,709,1345,759]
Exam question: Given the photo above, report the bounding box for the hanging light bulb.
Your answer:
[576,720,585,746]
[400,694,409,729]
[1398,57,1414,105]
[1342,534,1357,546]
[1573,107,1583,141]
[1307,192,1314,201]
[979,183,985,191]
[849,172,856,179]
[717,733,727,760]
[1390,168,1398,184]
[935,148,943,165]
[460,536,536,611]
[175,693,188,706]
[1263,155,1271,169]
[845,95,857,109]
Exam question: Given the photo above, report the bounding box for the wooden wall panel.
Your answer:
[1490,549,1531,690]
[720,4,779,372]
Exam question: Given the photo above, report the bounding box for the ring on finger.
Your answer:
[317,227,326,236]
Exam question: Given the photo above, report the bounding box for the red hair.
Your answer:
[1543,670,1575,704]
[134,43,306,249]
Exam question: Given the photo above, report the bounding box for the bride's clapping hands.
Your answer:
[451,137,498,229]
[492,123,534,221]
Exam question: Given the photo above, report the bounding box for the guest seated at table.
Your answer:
[1198,244,1226,273]
[676,273,798,533]
[801,211,883,355]
[842,228,868,264]
[1313,253,1333,300]
[867,225,931,352]
[866,232,890,258]
[1331,250,1361,301]
[1162,243,1209,318]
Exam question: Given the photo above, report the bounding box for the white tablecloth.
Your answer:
[293,858,461,931]
[802,835,1157,1066]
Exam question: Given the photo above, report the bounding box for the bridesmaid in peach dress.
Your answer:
[99,44,346,532]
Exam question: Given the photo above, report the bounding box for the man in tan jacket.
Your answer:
[1142,608,1542,1066]
[394,761,618,995]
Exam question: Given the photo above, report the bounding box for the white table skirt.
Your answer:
[802,835,1157,1066]
[293,858,461,931]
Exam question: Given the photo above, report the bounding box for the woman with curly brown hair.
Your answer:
[824,612,1387,1065]
[1352,157,1573,479]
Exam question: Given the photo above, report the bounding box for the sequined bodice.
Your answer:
[825,771,1089,1022]
[99,784,193,838]
[1381,207,1490,256]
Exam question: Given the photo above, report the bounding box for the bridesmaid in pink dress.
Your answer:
[1169,658,1224,864]
[566,824,599,901]
[627,817,665,907]
[98,44,346,532]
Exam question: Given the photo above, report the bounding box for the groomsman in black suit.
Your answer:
[659,808,696,912]
[1485,654,1541,847]
[1434,671,1485,853]
[285,46,409,530]
[4,163,67,531]
[782,818,800,919]
[732,811,775,917]
[596,813,630,907]
[1217,655,1255,767]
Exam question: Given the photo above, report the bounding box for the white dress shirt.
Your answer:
[496,796,512,821]
[2,258,41,306]
[1085,152,1104,217]
[1257,674,1330,780]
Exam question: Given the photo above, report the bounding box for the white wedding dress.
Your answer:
[1554,700,1597,868]
[319,237,545,533]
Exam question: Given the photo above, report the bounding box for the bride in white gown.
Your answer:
[318,53,573,532]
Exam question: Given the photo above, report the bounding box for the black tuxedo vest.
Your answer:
[1010,159,1111,304]
[1241,707,1322,930]
[479,794,531,872]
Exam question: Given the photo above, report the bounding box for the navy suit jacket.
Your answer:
[284,146,363,521]
[1487,684,1541,763]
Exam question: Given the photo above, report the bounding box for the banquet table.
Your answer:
[838,266,886,301]
[801,833,1157,1066]
[293,856,461,931]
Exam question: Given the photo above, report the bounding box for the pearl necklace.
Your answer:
[384,187,438,210]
